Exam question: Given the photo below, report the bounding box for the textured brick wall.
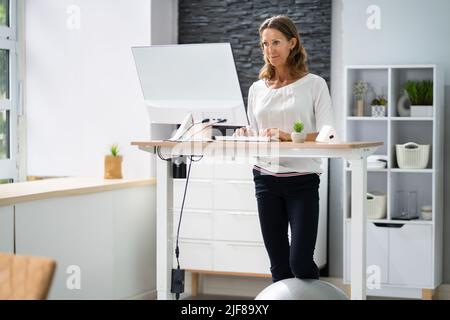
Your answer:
[178,0,332,106]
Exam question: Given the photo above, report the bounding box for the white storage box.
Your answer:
[396,142,430,169]
[410,105,433,117]
[367,191,387,219]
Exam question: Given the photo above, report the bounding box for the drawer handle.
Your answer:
[373,223,405,228]
[228,212,258,216]
[228,243,264,248]
[174,210,212,215]
[179,241,213,246]
[222,180,253,184]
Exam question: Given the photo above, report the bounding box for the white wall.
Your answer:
[330,0,450,279]
[25,0,151,178]
[150,0,178,45]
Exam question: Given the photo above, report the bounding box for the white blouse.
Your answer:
[247,73,335,174]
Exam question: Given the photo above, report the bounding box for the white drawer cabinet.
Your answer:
[175,240,214,271]
[173,210,214,240]
[214,161,254,180]
[188,161,214,179]
[214,242,270,274]
[214,181,257,211]
[173,179,213,210]
[173,157,328,278]
[389,224,432,287]
[345,221,433,287]
[214,211,262,242]
[345,221,389,284]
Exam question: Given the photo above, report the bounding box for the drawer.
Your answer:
[173,180,213,210]
[214,181,257,211]
[214,161,254,180]
[174,240,213,270]
[214,241,270,274]
[173,210,213,240]
[187,161,214,179]
[214,211,263,242]
[389,224,432,287]
[344,221,389,284]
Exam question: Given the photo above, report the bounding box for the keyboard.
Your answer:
[213,136,274,142]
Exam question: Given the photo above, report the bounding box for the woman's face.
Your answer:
[261,28,296,68]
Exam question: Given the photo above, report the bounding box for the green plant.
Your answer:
[353,81,368,100]
[110,144,120,157]
[404,80,433,105]
[293,120,304,133]
[371,95,387,106]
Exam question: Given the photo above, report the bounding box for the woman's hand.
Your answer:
[260,128,291,141]
[233,126,253,137]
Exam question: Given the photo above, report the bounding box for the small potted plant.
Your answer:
[370,95,387,117]
[404,80,433,117]
[353,81,368,117]
[291,120,306,143]
[104,144,123,179]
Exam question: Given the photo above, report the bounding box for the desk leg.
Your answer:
[349,157,367,300]
[156,157,174,300]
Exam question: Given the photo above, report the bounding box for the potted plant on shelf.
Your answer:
[104,144,123,179]
[370,95,387,117]
[353,81,368,117]
[404,80,433,117]
[291,120,306,143]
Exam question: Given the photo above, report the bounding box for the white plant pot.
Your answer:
[410,105,433,117]
[291,132,306,143]
[371,105,386,117]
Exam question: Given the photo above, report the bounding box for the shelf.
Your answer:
[347,117,433,121]
[345,167,388,172]
[343,64,442,292]
[347,117,388,121]
[346,121,388,155]
[345,168,433,173]
[345,218,433,225]
[390,168,434,173]
[391,117,433,121]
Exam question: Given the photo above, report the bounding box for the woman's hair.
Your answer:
[258,15,308,80]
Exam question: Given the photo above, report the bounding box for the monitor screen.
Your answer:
[132,43,249,127]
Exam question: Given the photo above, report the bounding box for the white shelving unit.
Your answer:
[343,65,444,299]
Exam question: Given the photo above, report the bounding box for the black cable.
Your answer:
[157,141,204,300]
[175,157,193,272]
[156,146,171,161]
[173,155,203,300]
[189,155,203,162]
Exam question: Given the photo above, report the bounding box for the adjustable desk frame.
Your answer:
[132,140,382,300]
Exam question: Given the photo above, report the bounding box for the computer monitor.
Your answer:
[131,43,249,127]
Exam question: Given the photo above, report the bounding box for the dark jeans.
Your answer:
[253,168,320,282]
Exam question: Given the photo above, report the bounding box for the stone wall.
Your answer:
[179,0,332,106]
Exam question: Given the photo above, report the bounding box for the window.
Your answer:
[0,0,9,27]
[0,0,17,182]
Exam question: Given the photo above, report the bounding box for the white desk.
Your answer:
[132,140,382,300]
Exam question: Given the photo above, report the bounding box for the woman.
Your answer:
[234,15,334,282]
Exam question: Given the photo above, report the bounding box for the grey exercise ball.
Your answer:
[255,278,348,300]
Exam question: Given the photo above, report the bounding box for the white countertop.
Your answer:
[0,177,156,206]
